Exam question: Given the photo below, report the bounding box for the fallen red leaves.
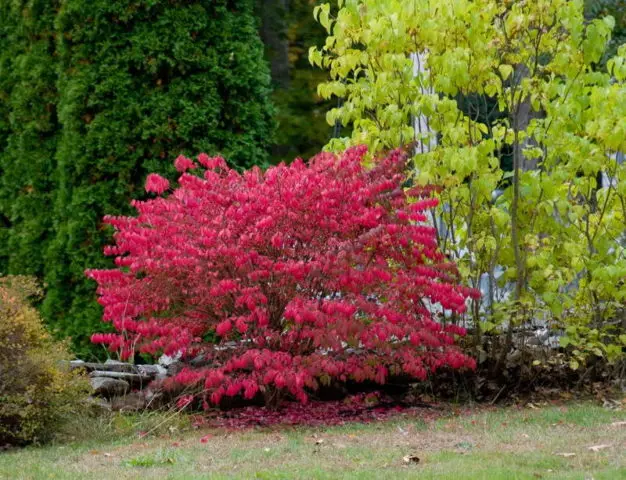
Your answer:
[192,393,443,430]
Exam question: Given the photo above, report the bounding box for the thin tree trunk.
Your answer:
[259,0,290,90]
[495,65,529,374]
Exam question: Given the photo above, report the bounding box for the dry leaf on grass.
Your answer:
[397,426,409,436]
[313,438,325,453]
[610,421,626,427]
[403,455,420,464]
[602,399,622,410]
[588,444,612,452]
[554,452,576,457]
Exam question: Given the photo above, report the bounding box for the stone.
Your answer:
[110,392,146,412]
[70,360,138,374]
[165,361,184,376]
[90,377,130,397]
[104,359,125,365]
[71,356,181,411]
[189,354,213,368]
[506,349,523,365]
[89,370,151,386]
[83,396,112,412]
[158,352,182,366]
[158,352,186,376]
[137,364,167,379]
[69,359,85,370]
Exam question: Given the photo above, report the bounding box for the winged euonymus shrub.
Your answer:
[87,147,477,406]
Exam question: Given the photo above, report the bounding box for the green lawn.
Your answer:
[1,402,624,479]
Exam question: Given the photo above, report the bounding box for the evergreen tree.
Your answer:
[1,0,274,356]
[0,5,11,264]
[0,1,59,277]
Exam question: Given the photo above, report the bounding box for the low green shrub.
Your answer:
[0,276,88,446]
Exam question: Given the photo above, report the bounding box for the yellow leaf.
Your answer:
[498,64,513,80]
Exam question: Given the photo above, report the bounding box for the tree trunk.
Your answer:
[259,0,290,90]
[511,65,543,172]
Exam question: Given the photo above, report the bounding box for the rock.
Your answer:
[506,349,523,365]
[477,348,488,364]
[158,352,182,367]
[72,356,179,411]
[103,359,139,373]
[137,364,167,379]
[69,359,86,370]
[83,396,113,412]
[110,392,146,412]
[89,370,151,386]
[144,387,161,405]
[189,354,213,368]
[166,362,184,377]
[104,359,126,365]
[90,377,130,397]
[70,360,138,374]
[158,352,186,376]
[214,341,243,351]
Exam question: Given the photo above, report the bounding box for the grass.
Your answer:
[0,401,624,479]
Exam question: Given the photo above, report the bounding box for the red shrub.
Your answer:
[87,146,476,406]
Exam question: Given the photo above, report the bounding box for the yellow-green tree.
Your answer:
[311,0,626,369]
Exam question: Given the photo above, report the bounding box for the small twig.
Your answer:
[490,384,507,404]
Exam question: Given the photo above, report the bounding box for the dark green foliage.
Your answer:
[1,0,274,357]
[585,0,626,65]
[455,93,513,173]
[0,1,59,277]
[260,0,332,162]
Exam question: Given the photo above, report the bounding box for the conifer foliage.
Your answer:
[0,1,59,277]
[88,147,476,406]
[0,1,275,355]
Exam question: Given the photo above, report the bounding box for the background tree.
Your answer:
[0,0,275,356]
[257,0,624,166]
[259,0,333,162]
[586,0,626,65]
[259,0,291,90]
[0,1,59,277]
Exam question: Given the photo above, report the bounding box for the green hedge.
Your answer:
[0,1,59,278]
[0,0,274,357]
